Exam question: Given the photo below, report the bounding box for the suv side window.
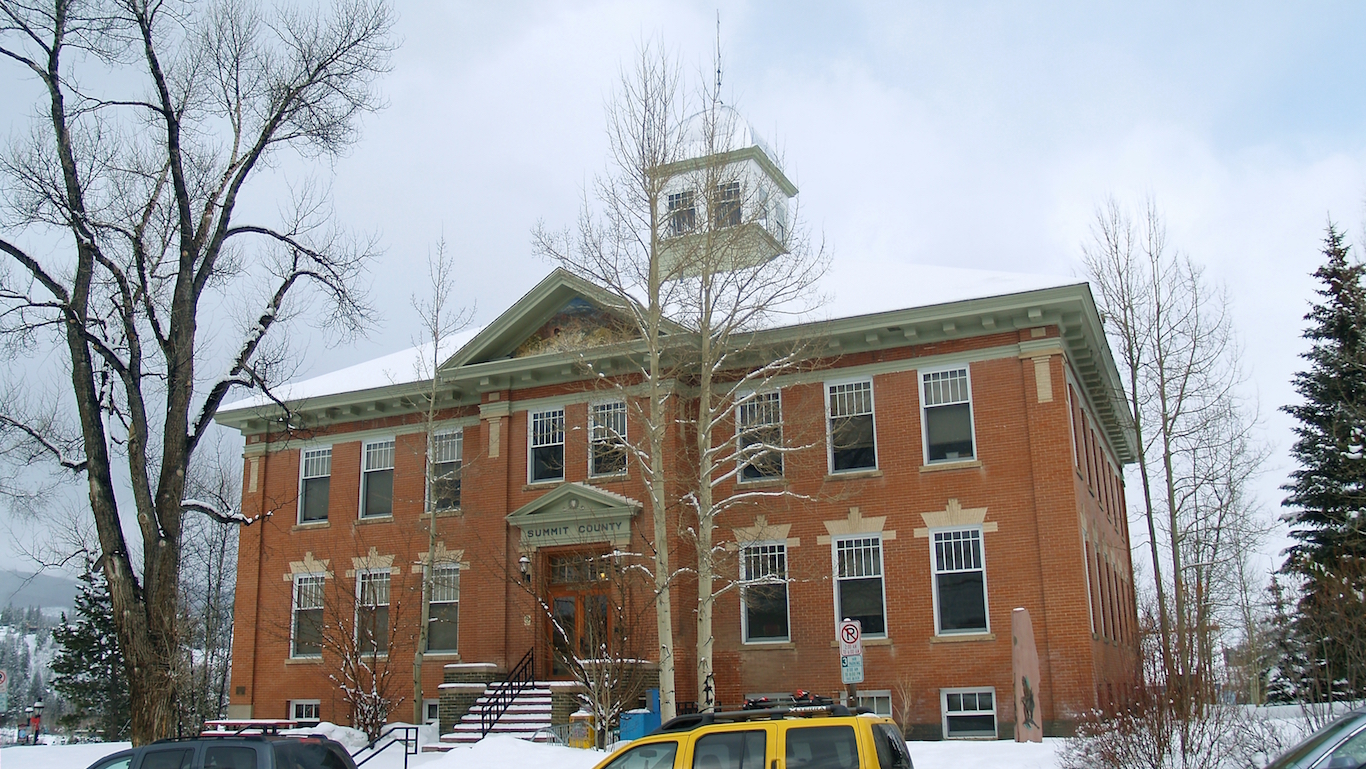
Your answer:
[692,730,767,769]
[272,741,355,769]
[871,723,913,769]
[204,745,258,769]
[784,724,859,769]
[602,740,680,769]
[89,755,134,769]
[139,748,195,769]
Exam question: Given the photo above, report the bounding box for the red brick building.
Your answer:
[216,267,1140,740]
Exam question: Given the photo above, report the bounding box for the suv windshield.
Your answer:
[1265,715,1366,769]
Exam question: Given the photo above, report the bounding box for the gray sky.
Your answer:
[8,1,1366,576]
[315,1,1366,570]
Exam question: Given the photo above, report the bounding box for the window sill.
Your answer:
[829,637,891,647]
[742,640,795,649]
[920,459,982,473]
[286,656,324,665]
[355,515,393,525]
[929,632,995,644]
[421,509,462,519]
[736,477,786,488]
[588,473,628,482]
[524,480,564,491]
[423,651,461,660]
[293,521,330,531]
[824,469,882,481]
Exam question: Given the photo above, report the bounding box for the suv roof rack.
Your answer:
[655,704,871,733]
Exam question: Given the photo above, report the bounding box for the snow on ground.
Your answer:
[0,735,1064,769]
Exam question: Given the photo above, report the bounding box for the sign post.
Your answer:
[0,668,7,713]
[838,618,863,705]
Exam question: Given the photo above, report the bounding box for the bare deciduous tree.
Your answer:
[1082,197,1268,723]
[0,0,394,743]
[534,41,828,715]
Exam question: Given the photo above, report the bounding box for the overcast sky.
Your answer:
[314,1,1366,570]
[9,1,1366,577]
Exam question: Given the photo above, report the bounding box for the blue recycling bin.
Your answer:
[618,689,663,740]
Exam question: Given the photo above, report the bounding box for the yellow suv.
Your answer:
[592,705,914,769]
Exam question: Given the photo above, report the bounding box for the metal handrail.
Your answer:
[481,648,535,737]
[352,724,419,769]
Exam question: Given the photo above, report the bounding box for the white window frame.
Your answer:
[424,699,441,726]
[831,534,888,639]
[359,438,396,518]
[930,526,991,636]
[856,690,893,717]
[355,568,391,656]
[740,541,790,644]
[426,562,460,653]
[289,699,322,724]
[668,189,696,236]
[736,390,784,482]
[428,429,462,511]
[920,366,977,464]
[589,400,628,477]
[528,406,566,484]
[941,687,997,739]
[290,573,325,659]
[825,377,878,474]
[298,446,332,524]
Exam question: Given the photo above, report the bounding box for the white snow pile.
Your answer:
[423,735,604,768]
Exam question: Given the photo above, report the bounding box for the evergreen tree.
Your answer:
[51,566,130,740]
[1281,223,1366,698]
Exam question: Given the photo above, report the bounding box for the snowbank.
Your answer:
[423,735,603,768]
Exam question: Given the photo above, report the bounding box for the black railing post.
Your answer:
[480,648,535,738]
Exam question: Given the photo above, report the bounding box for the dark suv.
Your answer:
[83,734,358,769]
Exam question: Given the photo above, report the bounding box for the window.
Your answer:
[712,180,741,229]
[784,725,859,769]
[693,730,766,769]
[424,699,440,725]
[590,401,628,476]
[741,543,789,642]
[430,430,461,510]
[290,700,321,725]
[427,563,459,652]
[834,536,886,636]
[140,749,193,769]
[871,722,913,769]
[291,574,325,658]
[856,690,892,716]
[933,528,989,634]
[299,447,331,523]
[922,368,975,462]
[827,380,876,472]
[361,439,394,517]
[602,741,679,769]
[942,688,996,739]
[668,190,696,236]
[357,570,390,655]
[530,407,565,483]
[204,746,256,769]
[737,391,782,481]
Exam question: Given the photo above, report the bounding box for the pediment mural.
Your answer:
[510,297,638,358]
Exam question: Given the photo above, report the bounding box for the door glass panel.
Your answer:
[140,749,194,769]
[692,730,766,769]
[784,725,859,769]
[204,746,257,769]
[552,596,576,676]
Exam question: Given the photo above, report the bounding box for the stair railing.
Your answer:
[480,647,535,737]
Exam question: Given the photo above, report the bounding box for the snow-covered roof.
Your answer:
[823,261,1080,321]
[220,326,484,412]
[219,263,1081,413]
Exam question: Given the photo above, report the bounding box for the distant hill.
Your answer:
[0,569,78,610]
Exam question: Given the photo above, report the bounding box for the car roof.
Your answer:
[654,704,877,734]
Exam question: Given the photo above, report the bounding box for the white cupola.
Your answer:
[656,105,796,277]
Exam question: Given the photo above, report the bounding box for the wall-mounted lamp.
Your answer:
[518,554,531,583]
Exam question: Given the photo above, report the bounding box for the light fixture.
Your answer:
[518,554,531,583]
[33,700,43,714]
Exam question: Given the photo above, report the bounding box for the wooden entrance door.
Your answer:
[545,552,612,678]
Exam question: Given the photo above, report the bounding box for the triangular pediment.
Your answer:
[506,483,641,549]
[441,269,653,370]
